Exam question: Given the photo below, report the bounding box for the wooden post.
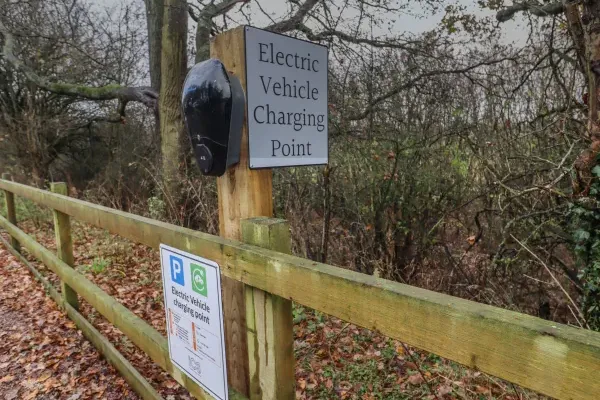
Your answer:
[1,173,20,252]
[211,26,273,397]
[242,218,294,400]
[50,182,78,310]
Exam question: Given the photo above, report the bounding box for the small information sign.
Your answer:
[160,244,228,400]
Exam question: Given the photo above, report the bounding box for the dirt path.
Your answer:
[0,246,138,400]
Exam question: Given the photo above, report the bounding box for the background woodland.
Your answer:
[1,0,599,331]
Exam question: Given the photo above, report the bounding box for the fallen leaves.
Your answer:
[3,387,19,400]
[0,245,139,399]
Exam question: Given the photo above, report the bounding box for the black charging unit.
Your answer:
[182,59,245,176]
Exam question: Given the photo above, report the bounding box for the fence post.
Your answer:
[212,26,273,396]
[50,182,78,310]
[1,173,20,253]
[242,218,295,400]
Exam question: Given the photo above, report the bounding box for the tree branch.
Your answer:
[496,1,565,23]
[0,19,158,114]
[563,2,587,74]
[266,0,322,33]
[348,57,517,121]
[196,0,249,21]
[297,23,415,50]
[211,0,250,17]
[194,0,249,62]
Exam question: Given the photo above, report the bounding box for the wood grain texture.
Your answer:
[50,182,78,310]
[1,173,20,252]
[0,235,163,400]
[211,26,274,397]
[242,218,294,400]
[2,179,600,400]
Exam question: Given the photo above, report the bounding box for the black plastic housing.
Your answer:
[182,59,245,176]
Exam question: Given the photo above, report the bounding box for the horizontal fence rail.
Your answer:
[1,179,600,400]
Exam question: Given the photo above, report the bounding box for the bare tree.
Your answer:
[494,0,600,194]
[0,0,150,183]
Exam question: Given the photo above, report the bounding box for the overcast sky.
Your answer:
[96,0,527,46]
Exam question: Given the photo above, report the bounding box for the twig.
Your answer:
[510,383,524,400]
[326,322,351,359]
[330,321,351,343]
[566,304,584,328]
[400,342,441,400]
[522,274,551,285]
[511,235,590,329]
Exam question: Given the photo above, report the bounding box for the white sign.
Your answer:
[160,244,228,400]
[245,26,328,168]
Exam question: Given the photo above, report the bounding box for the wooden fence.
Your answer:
[0,177,599,400]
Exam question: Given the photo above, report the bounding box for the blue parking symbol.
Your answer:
[170,255,185,286]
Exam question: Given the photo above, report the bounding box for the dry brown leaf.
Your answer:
[476,385,491,394]
[37,371,52,383]
[437,385,452,396]
[22,390,38,400]
[3,387,19,400]
[405,361,417,370]
[407,374,424,385]
[0,375,15,383]
[339,381,352,390]
[164,380,177,389]
[64,321,76,329]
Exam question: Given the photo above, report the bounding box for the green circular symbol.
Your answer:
[193,270,205,290]
[192,268,206,293]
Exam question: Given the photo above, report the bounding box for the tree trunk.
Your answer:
[144,0,164,92]
[195,13,211,63]
[144,0,164,145]
[573,2,600,194]
[585,1,600,145]
[159,0,187,211]
[319,166,332,263]
[393,200,413,281]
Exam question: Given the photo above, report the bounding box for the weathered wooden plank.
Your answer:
[1,173,20,252]
[0,235,163,400]
[0,213,247,400]
[1,180,600,400]
[211,26,274,398]
[50,182,79,310]
[242,218,294,400]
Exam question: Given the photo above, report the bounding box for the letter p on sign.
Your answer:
[170,255,185,286]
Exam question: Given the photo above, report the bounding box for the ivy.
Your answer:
[570,157,600,330]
